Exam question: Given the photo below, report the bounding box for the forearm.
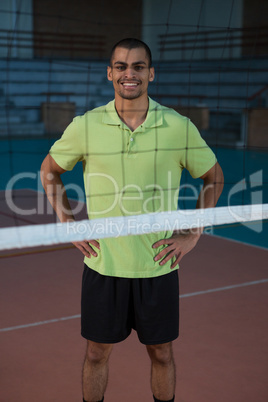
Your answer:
[174,163,224,237]
[40,169,74,223]
[194,163,224,234]
[40,155,100,258]
[196,176,224,210]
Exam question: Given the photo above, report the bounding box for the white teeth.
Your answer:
[123,83,138,86]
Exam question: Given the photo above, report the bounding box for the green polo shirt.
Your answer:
[49,97,216,278]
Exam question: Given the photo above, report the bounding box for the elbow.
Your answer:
[40,155,50,187]
[40,154,56,188]
[213,163,224,204]
[218,163,224,193]
[40,158,46,187]
[40,154,65,189]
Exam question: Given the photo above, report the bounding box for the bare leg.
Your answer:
[82,340,113,402]
[146,342,175,401]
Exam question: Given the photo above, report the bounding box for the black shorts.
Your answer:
[81,265,179,345]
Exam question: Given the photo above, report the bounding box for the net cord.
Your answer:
[0,204,267,251]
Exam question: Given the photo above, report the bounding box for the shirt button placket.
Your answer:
[128,135,134,153]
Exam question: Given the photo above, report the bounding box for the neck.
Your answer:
[115,94,149,131]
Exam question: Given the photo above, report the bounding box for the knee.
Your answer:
[146,343,174,366]
[85,341,113,365]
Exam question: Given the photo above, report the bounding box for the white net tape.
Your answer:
[1,204,268,251]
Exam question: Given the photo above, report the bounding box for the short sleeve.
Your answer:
[183,120,217,178]
[49,117,84,171]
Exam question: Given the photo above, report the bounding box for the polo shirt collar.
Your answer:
[102,97,163,128]
[102,100,121,126]
[144,97,163,128]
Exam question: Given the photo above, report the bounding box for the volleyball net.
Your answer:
[0,1,267,252]
[1,204,268,251]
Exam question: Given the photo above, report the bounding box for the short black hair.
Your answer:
[110,38,152,67]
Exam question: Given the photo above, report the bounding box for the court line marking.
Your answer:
[0,315,81,333]
[1,279,267,333]
[180,278,268,298]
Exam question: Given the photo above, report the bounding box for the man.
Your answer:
[41,38,224,402]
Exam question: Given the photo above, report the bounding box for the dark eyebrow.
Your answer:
[113,61,147,66]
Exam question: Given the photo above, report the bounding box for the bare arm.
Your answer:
[40,154,99,258]
[153,162,224,268]
[40,154,74,222]
[196,161,224,211]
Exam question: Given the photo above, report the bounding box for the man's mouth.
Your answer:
[120,81,140,89]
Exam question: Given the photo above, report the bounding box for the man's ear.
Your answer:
[107,66,113,82]
[149,67,155,82]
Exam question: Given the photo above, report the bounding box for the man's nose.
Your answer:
[124,68,136,78]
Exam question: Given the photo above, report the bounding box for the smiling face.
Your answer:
[107,47,155,101]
